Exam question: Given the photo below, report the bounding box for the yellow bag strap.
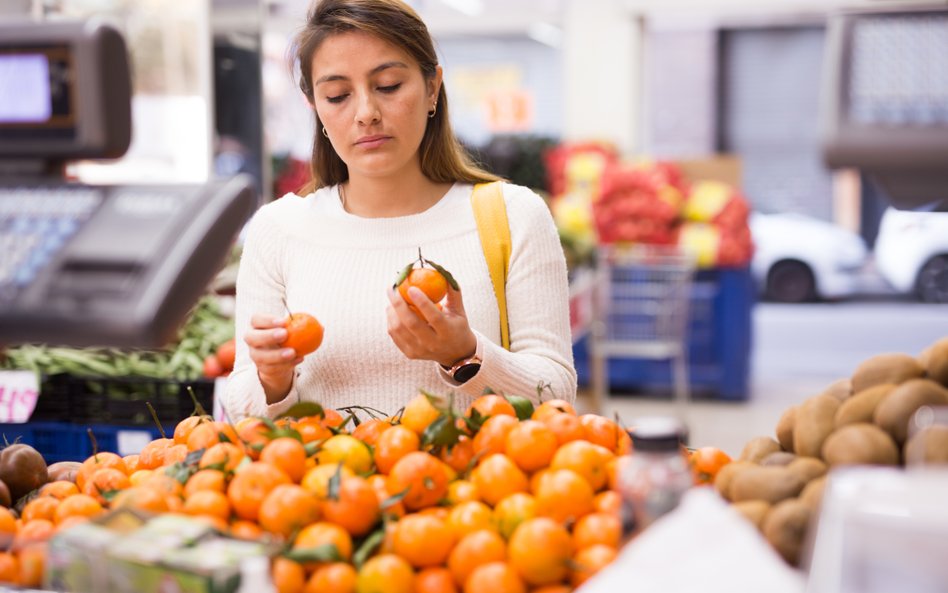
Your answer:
[471,181,511,350]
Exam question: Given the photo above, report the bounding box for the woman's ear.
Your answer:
[428,65,444,105]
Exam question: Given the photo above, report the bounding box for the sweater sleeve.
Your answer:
[439,184,578,404]
[221,207,304,421]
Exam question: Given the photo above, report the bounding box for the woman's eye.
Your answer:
[326,93,349,104]
[378,83,401,93]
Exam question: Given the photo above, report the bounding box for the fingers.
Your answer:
[442,283,465,315]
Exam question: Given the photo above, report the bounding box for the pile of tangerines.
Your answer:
[0,391,728,592]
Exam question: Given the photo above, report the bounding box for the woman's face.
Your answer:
[310,30,441,181]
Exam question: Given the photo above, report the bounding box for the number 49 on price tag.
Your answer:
[0,371,40,424]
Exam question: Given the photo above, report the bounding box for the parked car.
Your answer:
[749,211,868,303]
[874,208,948,303]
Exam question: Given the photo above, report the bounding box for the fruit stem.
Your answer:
[186,385,210,418]
[146,402,167,439]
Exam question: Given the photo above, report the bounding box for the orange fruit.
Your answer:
[260,437,308,483]
[56,517,90,534]
[398,266,449,316]
[16,543,45,587]
[291,417,332,444]
[492,493,536,539]
[374,425,420,475]
[230,519,264,541]
[322,476,379,536]
[259,484,320,538]
[301,463,354,500]
[446,501,494,539]
[304,561,356,593]
[21,497,59,523]
[367,474,405,520]
[541,412,585,445]
[531,399,576,421]
[81,467,132,504]
[199,442,246,473]
[0,552,18,585]
[111,487,170,514]
[414,566,457,593]
[39,480,80,500]
[236,417,272,458]
[572,512,621,549]
[272,557,306,593]
[531,586,571,593]
[534,469,595,525]
[504,421,558,473]
[13,519,55,550]
[507,518,571,586]
[447,529,506,587]
[320,409,345,429]
[216,338,237,370]
[463,562,525,593]
[593,490,621,516]
[141,472,184,498]
[401,394,441,435]
[351,418,392,447]
[138,438,174,470]
[471,415,518,458]
[356,554,414,593]
[439,437,475,473]
[283,312,324,356]
[467,395,516,419]
[227,461,291,521]
[76,452,127,491]
[128,469,153,486]
[315,435,373,474]
[174,415,213,445]
[163,444,189,466]
[123,454,141,474]
[579,414,623,452]
[184,469,227,498]
[387,452,448,511]
[549,440,613,492]
[392,513,455,568]
[570,543,617,587]
[0,507,18,535]
[294,522,352,562]
[183,490,231,522]
[446,480,479,505]
[470,454,528,507]
[186,421,241,452]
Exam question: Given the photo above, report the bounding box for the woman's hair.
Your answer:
[293,0,500,194]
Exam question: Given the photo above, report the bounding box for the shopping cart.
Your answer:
[589,244,697,413]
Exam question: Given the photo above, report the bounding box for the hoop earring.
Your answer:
[428,105,436,119]
[322,126,329,138]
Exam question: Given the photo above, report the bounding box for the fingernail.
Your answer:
[407,286,424,303]
[273,328,287,340]
[281,348,295,359]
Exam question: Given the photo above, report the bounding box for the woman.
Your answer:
[223,0,576,421]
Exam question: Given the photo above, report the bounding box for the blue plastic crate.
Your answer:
[0,422,163,464]
[573,266,755,401]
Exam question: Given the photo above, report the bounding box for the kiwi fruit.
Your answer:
[819,378,853,402]
[776,406,796,452]
[763,499,811,566]
[903,425,948,465]
[822,423,900,466]
[740,436,782,464]
[919,338,948,387]
[851,353,924,393]
[732,500,771,530]
[729,466,807,505]
[760,452,796,467]
[834,383,896,429]
[873,379,948,444]
[793,396,840,458]
[713,460,755,501]
[799,475,826,511]
[787,457,827,483]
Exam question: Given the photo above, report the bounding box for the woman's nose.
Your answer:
[355,93,381,125]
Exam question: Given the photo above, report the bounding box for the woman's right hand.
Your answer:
[245,314,304,403]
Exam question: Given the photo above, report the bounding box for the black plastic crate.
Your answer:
[31,374,215,428]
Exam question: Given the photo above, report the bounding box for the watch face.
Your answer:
[453,362,481,383]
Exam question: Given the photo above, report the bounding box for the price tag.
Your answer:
[0,371,40,423]
[116,430,153,456]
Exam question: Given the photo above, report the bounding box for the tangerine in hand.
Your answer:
[283,312,324,356]
[394,249,459,317]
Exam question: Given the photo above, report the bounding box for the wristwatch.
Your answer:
[442,355,482,383]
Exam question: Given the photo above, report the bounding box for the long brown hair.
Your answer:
[292,0,500,195]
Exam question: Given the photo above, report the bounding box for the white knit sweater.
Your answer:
[221,182,577,421]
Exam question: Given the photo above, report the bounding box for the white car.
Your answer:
[749,212,868,303]
[875,208,948,303]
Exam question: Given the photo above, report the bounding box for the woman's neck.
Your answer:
[342,171,453,218]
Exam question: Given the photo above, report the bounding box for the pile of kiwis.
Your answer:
[714,337,948,567]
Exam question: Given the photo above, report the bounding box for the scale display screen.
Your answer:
[0,46,74,130]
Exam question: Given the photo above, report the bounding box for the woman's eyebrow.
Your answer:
[315,61,409,86]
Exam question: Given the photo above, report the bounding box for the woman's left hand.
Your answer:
[386,284,477,367]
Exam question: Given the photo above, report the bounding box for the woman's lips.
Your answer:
[355,135,390,149]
